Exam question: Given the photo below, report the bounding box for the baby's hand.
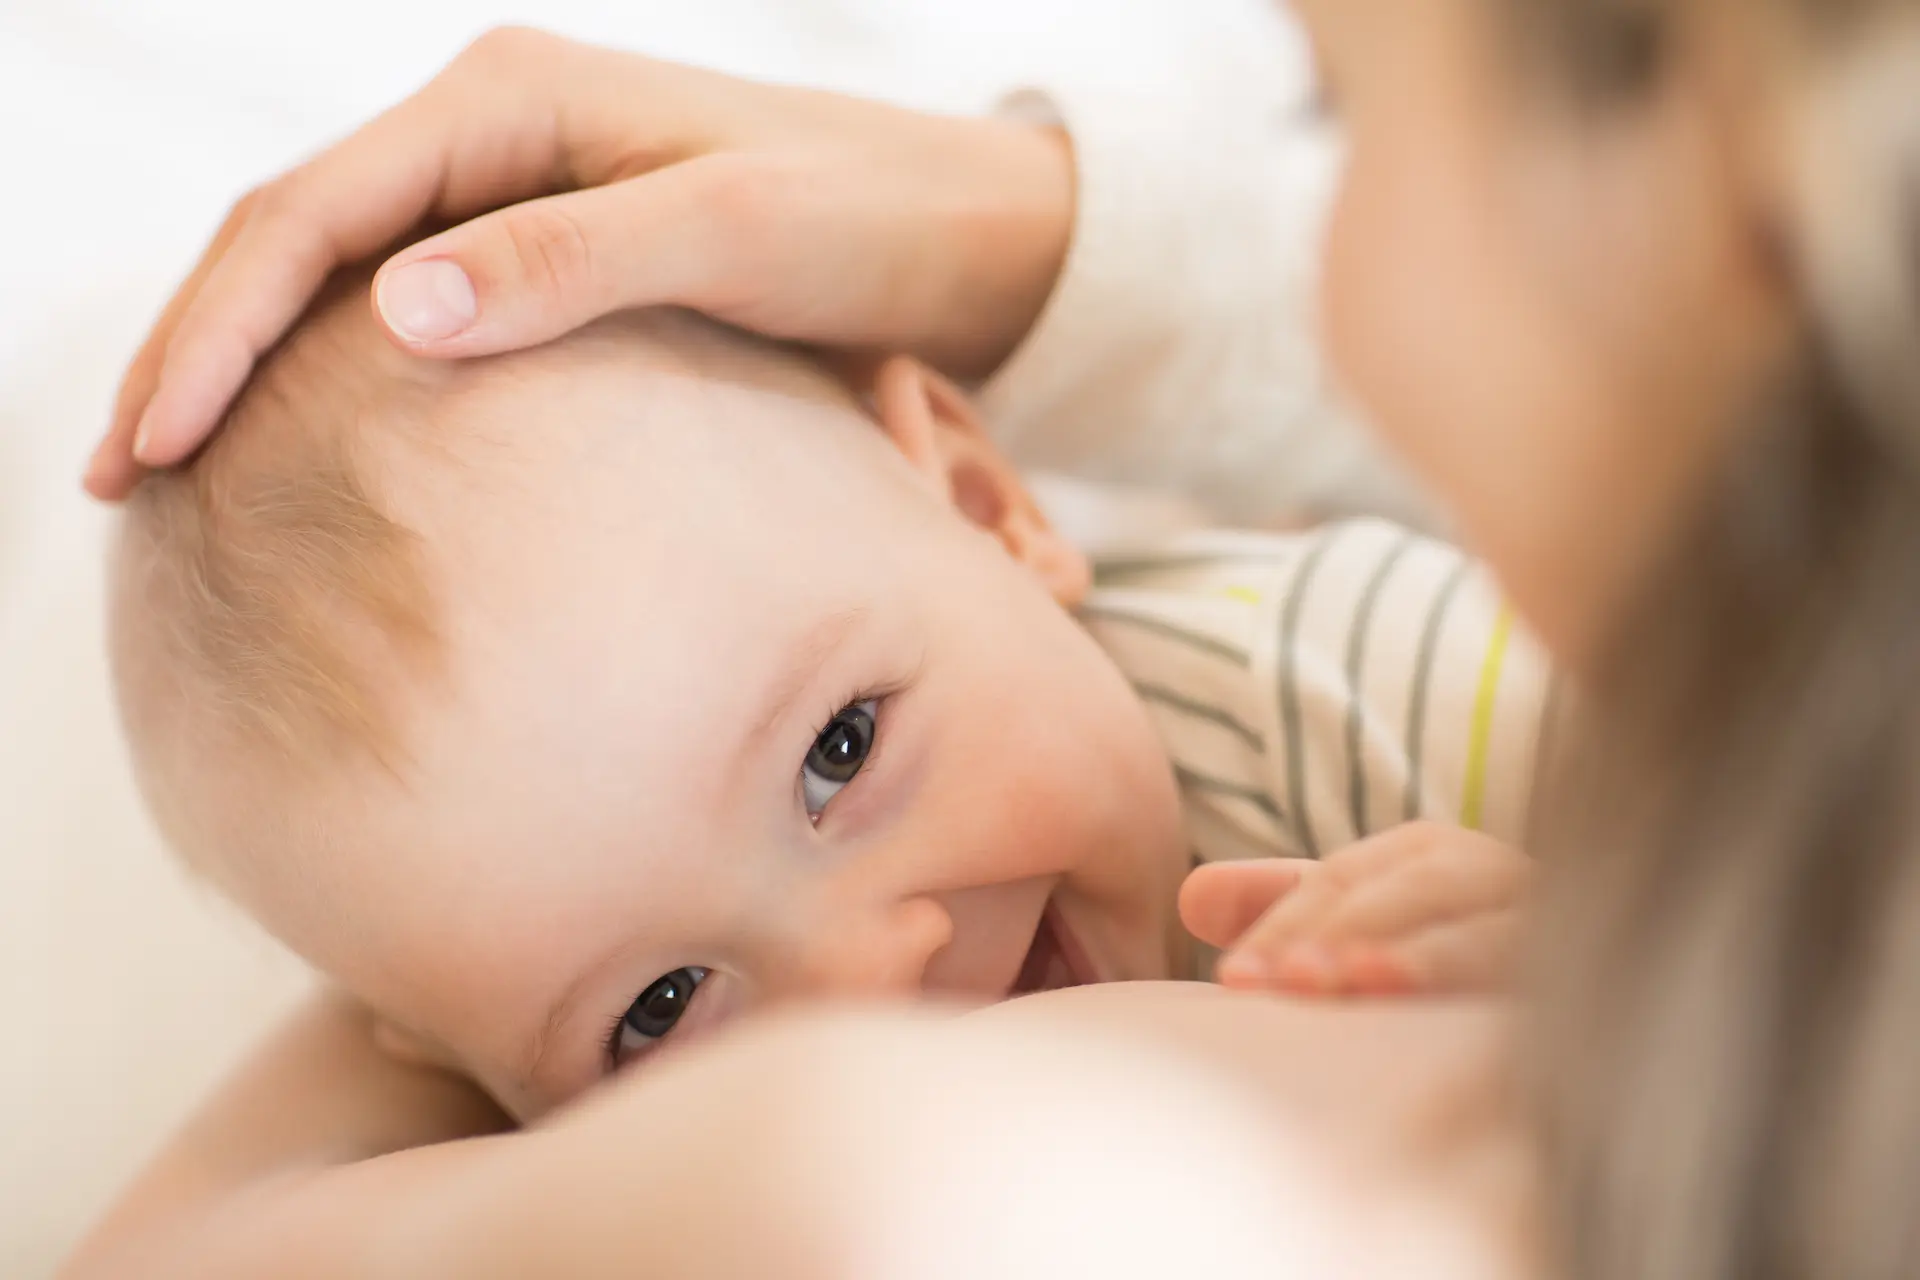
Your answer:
[1178,822,1532,997]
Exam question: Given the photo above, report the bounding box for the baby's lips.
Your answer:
[1045,901,1100,987]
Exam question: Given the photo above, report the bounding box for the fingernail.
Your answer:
[377,259,477,343]
[1216,950,1269,986]
[131,409,158,464]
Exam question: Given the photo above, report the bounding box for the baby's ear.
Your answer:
[864,356,1090,605]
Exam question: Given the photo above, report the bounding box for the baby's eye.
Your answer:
[612,966,709,1066]
[802,699,878,817]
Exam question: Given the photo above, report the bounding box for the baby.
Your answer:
[110,268,1549,1120]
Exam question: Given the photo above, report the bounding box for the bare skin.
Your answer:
[67,984,1531,1280]
[75,0,1816,1267]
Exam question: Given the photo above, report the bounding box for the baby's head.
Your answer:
[111,272,1186,1116]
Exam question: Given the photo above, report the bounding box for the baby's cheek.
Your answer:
[932,751,1088,883]
[918,566,1185,895]
[959,694,1161,881]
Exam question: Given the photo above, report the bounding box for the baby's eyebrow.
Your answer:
[738,606,871,761]
[519,604,871,1088]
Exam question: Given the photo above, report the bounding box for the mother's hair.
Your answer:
[1506,4,1920,1279]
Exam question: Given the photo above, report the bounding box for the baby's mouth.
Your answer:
[1009,901,1097,996]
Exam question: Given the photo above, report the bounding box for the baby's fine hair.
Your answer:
[111,266,852,784]
[115,268,447,771]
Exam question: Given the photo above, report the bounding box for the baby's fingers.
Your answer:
[1313,848,1530,951]
[1380,909,1526,995]
[1179,860,1307,951]
[1212,865,1350,990]
[1256,909,1524,1000]
[1208,825,1442,989]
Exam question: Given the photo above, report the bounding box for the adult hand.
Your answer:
[1180,823,1533,997]
[88,27,1074,499]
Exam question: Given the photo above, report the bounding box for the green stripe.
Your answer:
[1278,530,1340,859]
[1174,766,1286,823]
[1077,605,1252,667]
[1344,532,1417,839]
[1404,559,1472,822]
[1133,682,1266,753]
[1459,608,1514,831]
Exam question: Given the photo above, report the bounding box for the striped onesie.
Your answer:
[1078,520,1553,868]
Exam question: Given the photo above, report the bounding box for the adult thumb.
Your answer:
[371,153,761,358]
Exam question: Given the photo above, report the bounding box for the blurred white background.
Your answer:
[0,1,1297,1273]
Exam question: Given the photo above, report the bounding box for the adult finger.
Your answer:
[1178,860,1308,951]
[123,35,575,470]
[86,190,269,498]
[367,159,724,357]
[368,149,871,360]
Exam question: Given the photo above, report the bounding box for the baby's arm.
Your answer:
[60,988,507,1279]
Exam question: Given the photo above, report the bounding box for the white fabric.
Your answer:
[982,85,1432,528]
[0,2,1389,1273]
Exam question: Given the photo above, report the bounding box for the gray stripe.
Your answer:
[1133,682,1266,753]
[1278,529,1341,859]
[1174,766,1287,823]
[1404,557,1473,822]
[1077,604,1252,667]
[1343,532,1418,840]
[1092,550,1289,583]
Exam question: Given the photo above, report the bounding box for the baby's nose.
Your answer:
[775,895,954,999]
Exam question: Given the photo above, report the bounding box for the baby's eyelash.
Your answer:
[602,1010,629,1071]
[810,686,887,743]
[804,689,892,822]
[808,642,924,746]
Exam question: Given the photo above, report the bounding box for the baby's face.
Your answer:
[203,338,1188,1117]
